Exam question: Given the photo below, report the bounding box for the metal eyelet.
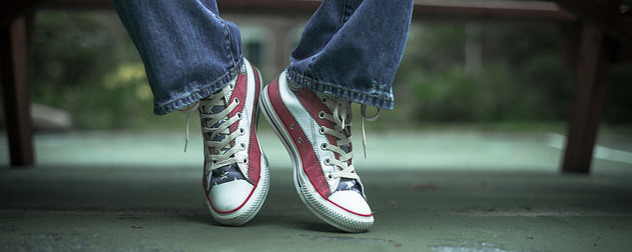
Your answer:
[237,112,243,119]
[318,126,325,135]
[321,96,329,104]
[233,98,240,104]
[239,128,245,135]
[318,111,325,119]
[326,173,334,180]
[240,143,246,150]
[242,158,248,164]
[320,143,328,150]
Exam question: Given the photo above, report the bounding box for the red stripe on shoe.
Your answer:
[293,88,339,157]
[292,88,369,217]
[266,79,332,198]
[247,66,262,184]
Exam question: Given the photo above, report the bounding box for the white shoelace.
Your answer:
[360,104,380,158]
[319,95,379,180]
[180,103,199,153]
[181,84,244,172]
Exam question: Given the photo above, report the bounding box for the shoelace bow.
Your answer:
[181,84,245,173]
[319,96,380,180]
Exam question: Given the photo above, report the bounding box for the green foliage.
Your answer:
[604,63,632,124]
[30,11,161,129]
[390,22,578,126]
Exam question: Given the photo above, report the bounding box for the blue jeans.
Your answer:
[114,0,413,115]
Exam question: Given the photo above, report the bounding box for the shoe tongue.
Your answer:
[336,178,362,194]
[210,165,245,187]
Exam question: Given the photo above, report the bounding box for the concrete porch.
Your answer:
[1,127,631,251]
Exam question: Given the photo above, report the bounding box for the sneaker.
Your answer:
[197,59,269,226]
[260,71,373,232]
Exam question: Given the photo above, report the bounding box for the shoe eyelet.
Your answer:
[242,158,248,164]
[237,112,243,119]
[297,137,302,144]
[326,173,333,180]
[318,111,325,119]
[240,143,246,150]
[318,126,326,135]
[324,158,331,165]
[239,128,245,135]
[290,124,295,130]
[321,96,329,104]
[320,143,328,150]
[233,98,240,104]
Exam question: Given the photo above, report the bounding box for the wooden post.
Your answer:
[1,17,34,167]
[561,23,611,173]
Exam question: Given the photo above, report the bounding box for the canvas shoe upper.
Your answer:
[260,71,373,232]
[197,59,269,226]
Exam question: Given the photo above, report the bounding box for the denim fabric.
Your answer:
[114,0,243,115]
[114,0,413,114]
[288,0,414,110]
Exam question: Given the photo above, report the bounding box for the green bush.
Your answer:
[391,22,576,126]
[30,11,161,129]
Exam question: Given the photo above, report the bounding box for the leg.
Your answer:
[114,0,269,225]
[1,17,34,167]
[261,0,414,232]
[288,0,414,110]
[562,24,611,173]
[114,0,243,115]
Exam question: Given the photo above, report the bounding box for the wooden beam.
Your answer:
[217,0,320,17]
[562,24,611,174]
[554,0,632,44]
[0,0,45,26]
[413,0,576,22]
[1,17,35,166]
[38,0,114,10]
[39,0,577,22]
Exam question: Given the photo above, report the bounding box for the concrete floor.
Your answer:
[1,128,632,251]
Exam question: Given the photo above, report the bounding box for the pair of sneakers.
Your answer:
[195,59,373,232]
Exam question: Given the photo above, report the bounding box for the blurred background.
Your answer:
[3,3,632,250]
[1,1,632,171]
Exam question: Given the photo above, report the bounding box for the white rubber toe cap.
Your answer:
[328,191,372,216]
[209,180,254,213]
